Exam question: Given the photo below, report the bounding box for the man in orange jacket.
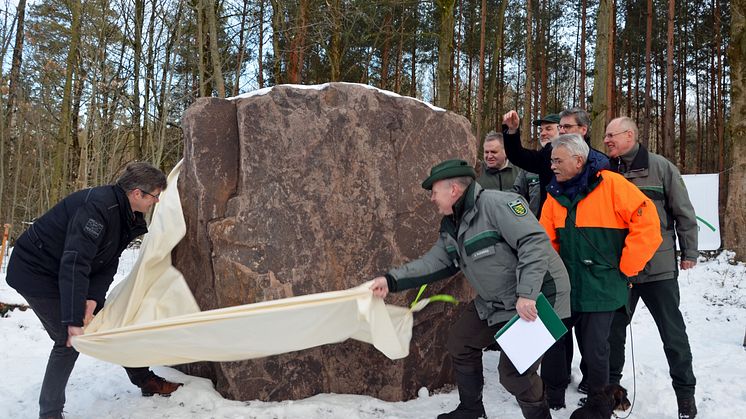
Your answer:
[539,134,662,405]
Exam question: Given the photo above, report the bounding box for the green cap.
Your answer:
[532,113,560,126]
[421,159,476,190]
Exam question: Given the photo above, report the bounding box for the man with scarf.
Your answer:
[603,117,699,419]
[538,134,662,405]
[369,159,571,419]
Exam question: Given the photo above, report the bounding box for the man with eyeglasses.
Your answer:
[540,133,661,408]
[6,162,182,419]
[503,108,598,407]
[603,117,699,419]
[557,107,592,143]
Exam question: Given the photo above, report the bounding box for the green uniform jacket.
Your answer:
[610,144,698,283]
[386,182,571,325]
[476,161,521,192]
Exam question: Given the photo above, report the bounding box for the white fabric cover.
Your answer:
[72,161,420,367]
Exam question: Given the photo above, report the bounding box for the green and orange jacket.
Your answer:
[540,153,662,312]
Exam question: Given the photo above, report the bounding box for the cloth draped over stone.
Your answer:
[72,161,423,367]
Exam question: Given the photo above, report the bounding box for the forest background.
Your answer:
[0,0,743,258]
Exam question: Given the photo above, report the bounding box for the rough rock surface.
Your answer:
[173,83,478,401]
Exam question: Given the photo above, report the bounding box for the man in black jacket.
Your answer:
[502,108,596,408]
[7,162,182,419]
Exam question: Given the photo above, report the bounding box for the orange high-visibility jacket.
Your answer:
[540,169,662,312]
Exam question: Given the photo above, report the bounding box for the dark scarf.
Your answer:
[547,149,610,201]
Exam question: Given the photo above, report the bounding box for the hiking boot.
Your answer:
[438,369,487,419]
[577,381,589,394]
[139,375,183,397]
[547,399,565,410]
[517,398,551,419]
[546,386,566,410]
[678,397,697,419]
[437,403,487,419]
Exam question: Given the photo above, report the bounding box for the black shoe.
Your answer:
[578,397,588,407]
[577,381,589,394]
[437,404,487,419]
[678,397,697,419]
[547,400,565,410]
[517,398,552,419]
[39,414,64,419]
[546,387,566,410]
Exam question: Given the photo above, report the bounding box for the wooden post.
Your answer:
[0,224,10,271]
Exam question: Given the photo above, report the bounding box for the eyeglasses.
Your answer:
[604,129,630,139]
[550,156,579,165]
[140,189,160,200]
[559,124,581,130]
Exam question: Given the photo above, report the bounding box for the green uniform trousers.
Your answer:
[608,277,696,398]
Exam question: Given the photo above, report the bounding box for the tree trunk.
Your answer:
[641,0,653,148]
[475,0,486,141]
[133,0,144,157]
[380,11,392,89]
[678,0,687,170]
[488,0,508,130]
[205,0,225,97]
[663,0,676,161]
[579,0,587,109]
[590,0,612,149]
[539,0,548,116]
[287,0,309,84]
[410,5,417,97]
[52,0,81,204]
[713,1,725,177]
[435,0,455,109]
[724,0,745,258]
[328,0,341,82]
[454,0,462,111]
[258,0,264,87]
[1,0,25,224]
[521,0,533,141]
[234,0,249,96]
[270,0,284,84]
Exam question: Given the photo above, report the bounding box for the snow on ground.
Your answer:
[1,248,745,419]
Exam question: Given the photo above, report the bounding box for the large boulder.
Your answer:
[173,83,478,402]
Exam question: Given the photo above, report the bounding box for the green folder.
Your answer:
[493,293,568,373]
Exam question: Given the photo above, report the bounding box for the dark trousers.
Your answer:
[540,317,574,401]
[447,301,544,404]
[608,278,696,398]
[22,294,153,416]
[541,311,614,397]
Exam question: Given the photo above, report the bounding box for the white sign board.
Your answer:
[681,174,721,250]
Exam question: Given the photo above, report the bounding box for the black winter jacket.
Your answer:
[7,185,147,326]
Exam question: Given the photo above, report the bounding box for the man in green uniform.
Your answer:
[370,159,571,419]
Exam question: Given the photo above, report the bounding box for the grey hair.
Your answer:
[446,176,474,190]
[551,134,589,164]
[483,131,504,146]
[116,162,167,193]
[613,116,639,140]
[559,107,592,130]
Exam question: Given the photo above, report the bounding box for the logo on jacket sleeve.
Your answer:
[508,199,528,217]
[84,218,104,238]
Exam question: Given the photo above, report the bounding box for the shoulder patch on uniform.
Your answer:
[84,218,104,238]
[507,199,528,217]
